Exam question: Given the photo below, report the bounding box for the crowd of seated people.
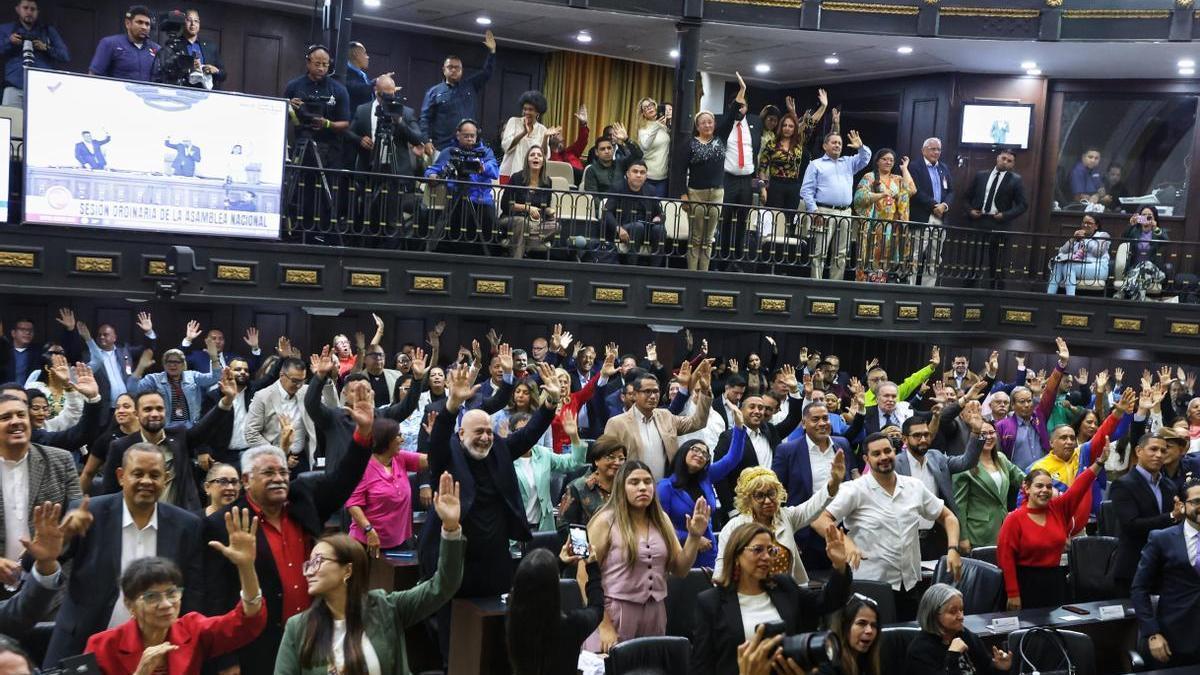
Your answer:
[13,3,1185,293]
[0,307,1199,673]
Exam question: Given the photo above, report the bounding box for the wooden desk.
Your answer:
[447,597,510,675]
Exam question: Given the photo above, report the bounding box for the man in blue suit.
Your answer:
[179,322,262,374]
[1132,476,1200,667]
[73,130,109,169]
[43,442,205,667]
[78,314,157,406]
[773,399,853,568]
[908,136,955,287]
[420,359,562,660]
[164,136,201,177]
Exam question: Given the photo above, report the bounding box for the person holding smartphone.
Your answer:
[1119,205,1169,300]
[506,541,603,675]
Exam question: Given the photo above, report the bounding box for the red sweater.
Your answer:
[997,466,1097,598]
[550,124,589,171]
[551,370,600,452]
[86,603,266,675]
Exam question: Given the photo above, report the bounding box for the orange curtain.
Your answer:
[541,51,679,151]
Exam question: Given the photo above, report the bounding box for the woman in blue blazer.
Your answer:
[657,408,746,567]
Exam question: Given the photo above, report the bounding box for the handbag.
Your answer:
[1016,627,1076,675]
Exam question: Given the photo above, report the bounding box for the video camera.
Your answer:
[153,10,197,87]
[440,146,485,180]
[296,94,332,126]
[374,92,406,119]
[758,622,840,669]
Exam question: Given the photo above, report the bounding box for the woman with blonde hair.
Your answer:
[692,521,851,675]
[680,73,746,271]
[636,96,671,197]
[584,460,710,652]
[714,453,847,585]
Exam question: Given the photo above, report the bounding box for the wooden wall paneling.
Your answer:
[907,98,939,159]
[252,311,289,349]
[242,33,282,97]
[54,4,100,74]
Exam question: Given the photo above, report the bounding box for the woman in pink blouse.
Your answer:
[346,417,429,557]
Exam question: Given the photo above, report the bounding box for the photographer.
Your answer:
[89,4,158,82]
[282,44,351,170]
[0,0,68,106]
[151,8,224,90]
[345,74,426,176]
[424,119,500,248]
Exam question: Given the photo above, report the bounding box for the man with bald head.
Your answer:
[421,357,562,658]
[345,73,428,176]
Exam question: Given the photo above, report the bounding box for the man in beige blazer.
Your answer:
[243,356,337,471]
[603,359,714,479]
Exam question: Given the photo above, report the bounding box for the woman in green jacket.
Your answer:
[509,408,587,532]
[274,471,465,675]
[952,419,1026,551]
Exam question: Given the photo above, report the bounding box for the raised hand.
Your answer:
[929,345,941,366]
[185,319,202,342]
[561,407,580,440]
[825,523,848,569]
[73,363,98,399]
[434,471,462,531]
[309,345,335,378]
[829,450,846,493]
[961,400,984,434]
[49,354,69,383]
[207,506,258,567]
[343,382,375,432]
[865,357,879,373]
[728,358,739,374]
[60,495,92,538]
[1093,370,1109,392]
[600,346,618,378]
[779,363,798,391]
[243,327,260,350]
[817,88,828,108]
[1056,337,1070,366]
[560,331,574,353]
[56,308,76,331]
[497,343,513,373]
[1115,386,1137,414]
[21,501,64,564]
[422,410,438,437]
[686,496,710,538]
[537,363,562,403]
[849,376,864,396]
[278,414,294,455]
[446,366,480,411]
[645,342,658,364]
[486,328,502,348]
[846,130,862,148]
[482,29,496,52]
[575,103,588,125]
[411,347,428,380]
[76,320,91,342]
[218,367,238,403]
[1076,368,1089,385]
[765,335,777,351]
[355,331,367,353]
[1158,365,1174,384]
[676,360,693,390]
[1114,366,1124,383]
[135,311,153,333]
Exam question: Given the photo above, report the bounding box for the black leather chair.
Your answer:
[559,578,583,611]
[664,568,712,638]
[1008,628,1096,675]
[1098,499,1122,537]
[1067,535,1121,602]
[969,545,997,566]
[933,555,1005,614]
[606,635,691,674]
[880,626,921,675]
[522,529,563,556]
[849,579,897,624]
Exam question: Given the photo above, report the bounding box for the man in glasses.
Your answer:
[244,357,334,473]
[894,404,983,562]
[204,381,378,675]
[1132,476,1200,668]
[1111,431,1183,590]
[45,442,206,666]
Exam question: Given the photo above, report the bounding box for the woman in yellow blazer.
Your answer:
[952,419,1026,551]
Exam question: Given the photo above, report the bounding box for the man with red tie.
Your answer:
[717,86,762,271]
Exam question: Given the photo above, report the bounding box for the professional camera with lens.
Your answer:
[153,10,197,87]
[14,32,34,66]
[441,147,485,180]
[295,95,331,127]
[374,93,406,119]
[759,622,841,669]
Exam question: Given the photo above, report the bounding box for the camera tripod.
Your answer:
[282,130,338,240]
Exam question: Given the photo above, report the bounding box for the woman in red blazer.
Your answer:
[85,507,266,675]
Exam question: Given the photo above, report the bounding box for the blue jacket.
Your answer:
[1132,524,1200,663]
[127,369,221,426]
[0,21,68,88]
[419,52,495,149]
[74,136,109,170]
[425,142,499,205]
[657,427,745,567]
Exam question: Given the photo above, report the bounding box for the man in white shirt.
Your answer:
[79,313,157,405]
[718,94,759,269]
[244,357,311,467]
[813,432,963,621]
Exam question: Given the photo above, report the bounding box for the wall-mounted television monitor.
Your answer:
[960,102,1034,150]
[22,68,286,239]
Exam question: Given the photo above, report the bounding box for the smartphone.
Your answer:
[1061,605,1090,615]
[1137,215,1148,225]
[568,524,590,557]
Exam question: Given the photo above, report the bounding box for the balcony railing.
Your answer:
[54,161,1200,301]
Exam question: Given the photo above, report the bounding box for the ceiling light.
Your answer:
[475,16,492,26]
[669,49,679,58]
[363,0,380,6]
[575,31,592,44]
[1020,61,1037,70]
[824,55,840,65]
[897,46,913,55]
[1181,68,1196,76]
[755,63,771,74]
[1180,59,1196,68]
[1026,68,1042,76]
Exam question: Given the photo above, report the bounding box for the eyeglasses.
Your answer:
[745,544,780,557]
[256,468,290,480]
[687,446,711,458]
[281,373,305,385]
[164,360,184,366]
[302,554,336,576]
[138,587,183,605]
[207,477,240,487]
[1183,498,1200,507]
[907,432,931,439]
[751,490,778,503]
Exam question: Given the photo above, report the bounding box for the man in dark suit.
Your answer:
[164,137,201,177]
[73,131,108,170]
[772,399,853,569]
[179,8,224,88]
[908,137,955,287]
[101,372,236,512]
[421,360,562,659]
[713,367,802,513]
[44,442,205,667]
[1112,431,1181,589]
[204,379,375,675]
[1131,477,1200,667]
[181,325,261,374]
[345,75,426,176]
[79,315,158,406]
[715,89,762,270]
[963,149,1028,289]
[895,410,983,560]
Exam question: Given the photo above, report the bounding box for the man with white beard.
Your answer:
[418,354,563,659]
